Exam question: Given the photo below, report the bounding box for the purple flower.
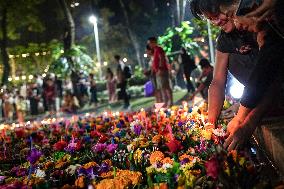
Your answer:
[77,167,98,179]
[134,125,142,135]
[97,162,110,174]
[27,149,42,164]
[106,144,118,154]
[180,158,190,165]
[64,141,77,153]
[11,167,28,177]
[0,176,5,182]
[92,143,107,153]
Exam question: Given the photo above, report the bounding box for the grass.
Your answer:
[88,90,188,114]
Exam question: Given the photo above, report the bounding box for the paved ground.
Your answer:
[1,90,194,124]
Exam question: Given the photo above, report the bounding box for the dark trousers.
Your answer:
[118,80,129,108]
[30,98,39,115]
[90,89,98,104]
[184,73,195,93]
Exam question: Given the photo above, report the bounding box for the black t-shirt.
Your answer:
[241,24,284,108]
[216,30,258,54]
[216,30,259,87]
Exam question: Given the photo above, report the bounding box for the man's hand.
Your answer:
[226,116,243,134]
[245,0,276,22]
[224,117,257,151]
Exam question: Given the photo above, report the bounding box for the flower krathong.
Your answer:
[0,103,274,188]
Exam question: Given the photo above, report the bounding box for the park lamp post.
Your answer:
[89,15,102,80]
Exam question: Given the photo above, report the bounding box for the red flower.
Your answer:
[53,140,68,151]
[205,156,220,180]
[15,128,26,138]
[90,131,102,138]
[98,135,108,143]
[166,139,182,153]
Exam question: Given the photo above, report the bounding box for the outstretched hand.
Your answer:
[223,117,257,151]
[245,0,276,22]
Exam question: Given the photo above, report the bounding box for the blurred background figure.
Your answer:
[61,91,80,114]
[106,68,117,103]
[15,95,26,124]
[89,73,98,107]
[115,55,130,109]
[189,59,213,102]
[44,78,56,115]
[178,47,197,93]
[28,83,40,116]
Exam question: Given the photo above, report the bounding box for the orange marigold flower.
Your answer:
[162,157,174,165]
[83,162,98,169]
[75,176,85,188]
[150,151,164,165]
[179,154,193,162]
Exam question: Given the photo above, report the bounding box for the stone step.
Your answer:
[254,116,284,177]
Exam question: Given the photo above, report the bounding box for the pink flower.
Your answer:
[106,144,118,154]
[205,156,220,180]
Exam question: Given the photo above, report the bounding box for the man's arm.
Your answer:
[224,82,278,150]
[208,50,229,125]
[190,83,206,99]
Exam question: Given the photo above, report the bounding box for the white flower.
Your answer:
[65,164,81,175]
[35,169,46,178]
[127,144,133,152]
[213,128,226,137]
[162,163,173,169]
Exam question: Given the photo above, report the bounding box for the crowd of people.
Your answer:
[0,54,135,124]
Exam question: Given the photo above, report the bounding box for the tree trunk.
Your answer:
[119,0,143,67]
[58,0,75,50]
[0,8,10,85]
[58,0,79,98]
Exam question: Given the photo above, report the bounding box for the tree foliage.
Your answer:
[158,21,199,58]
[50,45,93,77]
[0,0,44,84]
[191,18,220,42]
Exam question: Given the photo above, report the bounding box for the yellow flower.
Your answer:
[201,129,212,140]
[149,151,164,165]
[112,128,120,134]
[134,148,143,164]
[146,166,154,174]
[239,157,245,166]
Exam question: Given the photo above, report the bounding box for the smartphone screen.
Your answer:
[236,0,263,16]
